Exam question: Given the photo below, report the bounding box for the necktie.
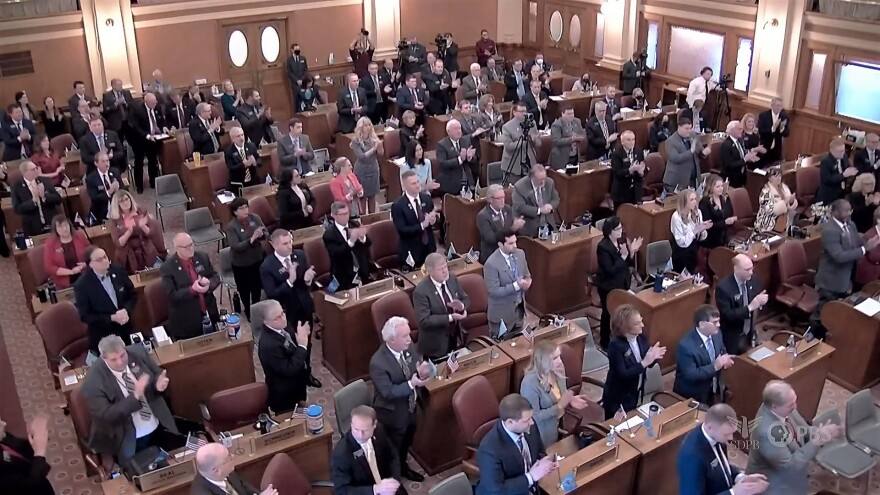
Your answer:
[205,119,219,152]
[498,209,504,224]
[536,186,544,207]
[453,140,459,153]
[97,134,105,151]
[397,354,416,411]
[705,81,710,99]
[122,371,152,420]
[293,137,302,171]
[714,443,732,487]
[411,89,418,103]
[440,283,452,308]
[365,443,382,484]
[706,336,718,392]
[351,90,359,108]
[178,105,184,127]
[16,122,26,158]
[374,76,382,102]
[223,479,238,495]
[785,417,801,446]
[600,119,608,139]
[28,181,44,224]
[734,139,744,159]
[517,436,533,472]
[740,282,751,335]
[102,173,111,191]
[683,138,691,149]
[148,109,158,134]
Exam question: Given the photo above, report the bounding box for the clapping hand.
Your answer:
[466,147,476,160]
[155,370,170,392]
[27,413,49,457]
[701,146,711,157]
[645,342,666,364]
[843,166,859,178]
[608,132,619,142]
[287,262,299,282]
[303,265,316,284]
[294,321,310,346]
[20,128,31,141]
[714,354,734,370]
[518,276,533,290]
[725,216,738,225]
[375,479,401,495]
[528,456,558,482]
[732,474,768,495]
[417,360,432,380]
[133,374,150,400]
[631,237,644,252]
[259,485,278,495]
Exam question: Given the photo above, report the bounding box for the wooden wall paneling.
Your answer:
[542,1,567,70]
[0,35,93,109]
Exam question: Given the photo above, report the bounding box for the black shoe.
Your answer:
[308,375,322,388]
[401,466,424,482]
[136,187,144,194]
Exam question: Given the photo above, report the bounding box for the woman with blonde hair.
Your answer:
[351,116,383,213]
[848,173,879,233]
[329,157,365,216]
[670,188,711,273]
[108,190,161,274]
[754,167,797,233]
[476,94,503,139]
[741,113,766,156]
[699,174,736,249]
[220,79,243,121]
[520,341,589,445]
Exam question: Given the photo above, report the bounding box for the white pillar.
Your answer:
[598,0,639,72]
[497,0,523,44]
[363,0,401,61]
[80,0,142,93]
[747,0,805,107]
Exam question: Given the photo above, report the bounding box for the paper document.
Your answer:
[637,401,664,417]
[749,347,776,362]
[613,416,644,433]
[753,168,768,175]
[855,298,880,317]
[218,192,236,204]
[153,133,171,140]
[63,375,78,386]
[549,96,564,101]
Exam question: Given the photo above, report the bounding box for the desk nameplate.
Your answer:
[657,407,699,439]
[249,421,307,454]
[356,278,395,300]
[792,339,822,367]
[454,350,491,375]
[359,210,391,225]
[134,458,196,492]
[176,332,230,357]
[138,267,161,283]
[304,172,333,187]
[573,444,619,483]
[559,225,592,243]
[291,225,325,242]
[533,325,569,344]
[447,257,466,272]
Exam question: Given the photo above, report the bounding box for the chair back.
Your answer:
[68,386,93,447]
[453,376,499,455]
[326,112,339,139]
[536,134,552,166]
[383,129,401,158]
[778,241,812,287]
[260,453,311,495]
[302,237,331,287]
[27,244,49,287]
[643,152,666,193]
[367,220,401,270]
[34,301,89,372]
[309,182,333,224]
[333,379,371,434]
[620,95,635,109]
[429,473,472,495]
[269,149,282,180]
[641,364,664,402]
[458,273,489,342]
[205,382,269,432]
[371,291,418,341]
[219,247,233,275]
[646,240,672,275]
[845,389,878,431]
[706,141,723,174]
[559,343,582,393]
[184,207,217,232]
[144,280,169,328]
[207,158,230,192]
[155,174,185,197]
[248,195,278,232]
[587,233,601,275]
[50,134,75,153]
[176,130,194,161]
[729,187,755,229]
[147,216,168,257]
[795,166,820,210]
[487,161,503,186]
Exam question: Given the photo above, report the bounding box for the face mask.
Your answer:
[294,50,301,56]
[536,59,544,66]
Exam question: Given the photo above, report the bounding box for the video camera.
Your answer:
[360,28,370,36]
[520,113,535,132]
[434,33,448,50]
[718,73,733,90]
[397,38,409,51]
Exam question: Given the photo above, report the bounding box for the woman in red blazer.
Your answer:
[329,157,365,217]
[43,214,90,289]
[856,208,880,288]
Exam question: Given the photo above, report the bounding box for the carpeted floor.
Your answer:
[2,188,878,495]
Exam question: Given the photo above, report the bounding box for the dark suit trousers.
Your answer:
[133,139,160,190]
[369,101,388,124]
[598,287,612,349]
[380,410,417,471]
[810,287,846,339]
[232,261,263,320]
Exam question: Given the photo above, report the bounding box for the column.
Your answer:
[497,0,523,44]
[747,0,805,106]
[80,0,142,94]
[363,0,401,61]
[598,0,639,71]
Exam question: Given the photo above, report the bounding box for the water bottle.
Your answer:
[646,404,659,438]
[217,309,228,336]
[13,230,26,250]
[226,313,241,340]
[653,270,664,293]
[306,405,324,435]
[606,426,617,446]
[201,313,214,335]
[47,280,58,304]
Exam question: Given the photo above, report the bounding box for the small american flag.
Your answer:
[185,433,208,451]
[522,324,535,344]
[446,351,459,374]
[614,405,628,423]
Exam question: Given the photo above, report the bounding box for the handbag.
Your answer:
[126,446,169,488]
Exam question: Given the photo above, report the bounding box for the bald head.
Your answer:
[732,254,753,282]
[763,380,797,418]
[195,443,233,481]
[173,233,195,260]
[144,92,157,109]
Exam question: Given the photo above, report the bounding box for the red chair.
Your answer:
[558,343,605,435]
[302,237,331,287]
[248,195,279,232]
[69,386,112,477]
[144,280,169,329]
[260,453,333,495]
[34,301,90,388]
[367,220,401,270]
[207,157,230,192]
[642,152,666,198]
[27,244,49,290]
[371,291,418,342]
[383,129,402,159]
[729,187,755,237]
[452,375,499,479]
[50,134,75,154]
[458,273,489,343]
[795,165,820,213]
[776,241,819,321]
[176,130,194,161]
[200,382,270,432]
[309,182,333,224]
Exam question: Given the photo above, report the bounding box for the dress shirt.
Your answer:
[832,217,866,254]
[501,251,522,292]
[430,276,455,322]
[686,76,717,107]
[350,89,359,108]
[266,322,307,350]
[274,251,298,287]
[98,272,119,308]
[671,210,708,248]
[501,423,535,487]
[625,335,643,362]
[405,192,423,220]
[109,365,160,438]
[94,133,105,150]
[491,206,505,223]
[335,221,365,247]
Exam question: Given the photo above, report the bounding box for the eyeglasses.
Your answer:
[178,243,194,249]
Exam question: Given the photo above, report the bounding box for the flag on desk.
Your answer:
[522,324,535,344]
[614,404,628,423]
[326,276,340,294]
[185,433,207,452]
[561,471,577,492]
[405,251,415,268]
[447,243,457,260]
[446,350,459,374]
[498,320,509,338]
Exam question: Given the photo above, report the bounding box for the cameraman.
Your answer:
[438,32,460,78]
[400,37,427,77]
[622,50,650,95]
[499,101,540,180]
[225,197,267,321]
[686,66,722,108]
[349,29,375,78]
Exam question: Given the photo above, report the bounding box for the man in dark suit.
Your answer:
[235,89,274,145]
[337,73,368,134]
[163,91,195,131]
[395,75,427,122]
[391,170,437,269]
[225,127,261,190]
[70,100,93,145]
[85,152,121,223]
[128,92,166,193]
[476,184,525,264]
[504,60,527,103]
[412,253,470,359]
[854,132,879,178]
[361,62,388,124]
[601,86,622,120]
[522,79,549,131]
[67,80,97,112]
[677,403,769,495]
[160,233,221,340]
[757,98,790,166]
[435,119,479,195]
[720,120,759,188]
[817,139,859,206]
[260,228,321,388]
[370,316,435,482]
[188,102,224,157]
[423,60,455,116]
[399,38,426,77]
[715,254,768,355]
[11,161,62,236]
[621,51,649,95]
[609,130,647,208]
[475,393,557,495]
[331,405,407,495]
[192,442,274,495]
[0,105,36,161]
[80,335,179,462]
[585,101,619,160]
[102,78,134,139]
[673,305,734,406]
[79,116,126,174]
[0,413,54,495]
[810,198,880,339]
[512,164,560,238]
[285,43,308,111]
[483,57,504,82]
[257,299,312,413]
[324,201,372,290]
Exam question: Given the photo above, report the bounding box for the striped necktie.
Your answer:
[122,371,152,420]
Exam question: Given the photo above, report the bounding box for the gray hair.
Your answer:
[380,316,410,342]
[196,102,211,114]
[330,201,349,215]
[424,252,446,270]
[445,119,461,133]
[725,120,741,133]
[98,335,126,357]
[469,63,480,71]
[762,380,793,407]
[485,183,504,198]
[229,126,244,138]
[95,151,109,162]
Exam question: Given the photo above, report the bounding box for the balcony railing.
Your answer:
[0,0,78,20]
[809,0,880,22]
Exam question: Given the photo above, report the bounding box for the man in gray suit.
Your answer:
[144,69,174,104]
[435,119,480,195]
[476,184,525,263]
[512,164,560,238]
[809,199,880,339]
[745,380,842,495]
[461,63,490,105]
[482,58,504,83]
[484,229,532,337]
[277,117,315,175]
[548,106,585,170]
[456,100,487,145]
[663,118,710,193]
[80,335,179,462]
[412,253,470,358]
[499,102,540,181]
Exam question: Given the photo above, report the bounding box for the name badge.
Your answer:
[623,158,630,163]
[97,186,104,191]
[624,349,632,357]
[195,264,205,273]
[56,247,64,253]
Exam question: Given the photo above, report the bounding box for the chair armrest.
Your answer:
[561,407,584,434]
[310,481,335,488]
[582,376,606,388]
[199,402,211,422]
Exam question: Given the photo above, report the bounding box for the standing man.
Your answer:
[512,163,559,238]
[483,58,504,83]
[0,105,36,161]
[462,63,490,105]
[621,51,649,95]
[337,73,368,134]
[484,229,531,337]
[331,405,407,495]
[423,60,456,116]
[163,91,194,131]
[476,184,525,264]
[391,170,437,269]
[809,198,880,339]
[677,404,769,495]
[192,442,277,495]
[435,119,479,195]
[224,127,261,190]
[715,254,768,355]
[235,89,274,145]
[854,132,880,179]
[439,33,459,77]
[102,78,134,143]
[757,98,790,166]
[412,253,469,359]
[394,75,427,123]
[475,29,497,67]
[685,66,719,108]
[79,116,126,174]
[663,118,709,193]
[523,80,549,131]
[817,139,859,206]
[370,316,436,482]
[128,92,166,193]
[720,120,759,188]
[361,62,387,124]
[548,106,585,171]
[257,299,312,414]
[585,101,619,160]
[160,233,221,340]
[672,305,734,406]
[399,38,426,77]
[188,102,224,156]
[504,60,527,103]
[323,201,372,290]
[144,70,174,104]
[277,118,315,175]
[609,130,647,209]
[11,160,62,236]
[499,102,540,181]
[67,80,98,112]
[0,413,54,495]
[286,43,308,111]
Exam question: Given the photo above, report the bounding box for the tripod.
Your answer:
[501,128,533,186]
[711,84,732,132]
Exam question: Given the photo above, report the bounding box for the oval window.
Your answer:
[549,10,564,43]
[261,26,280,63]
[569,15,581,47]
[228,30,248,67]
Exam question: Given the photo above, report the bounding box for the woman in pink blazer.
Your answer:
[329,157,365,217]
[43,214,91,289]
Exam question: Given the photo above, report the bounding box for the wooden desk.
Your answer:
[182,160,214,210]
[2,184,90,235]
[540,433,640,495]
[518,228,600,316]
[617,110,662,151]
[443,195,485,253]
[822,298,880,392]
[160,135,183,177]
[607,283,710,372]
[547,93,593,123]
[299,104,336,152]
[411,346,513,474]
[547,165,611,223]
[391,260,483,287]
[617,197,677,272]
[726,341,834,422]
[152,329,256,421]
[101,454,194,495]
[498,323,588,393]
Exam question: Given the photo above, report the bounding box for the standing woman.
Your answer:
[848,173,879,233]
[108,190,161,274]
[595,216,641,349]
[276,168,315,231]
[329,157,365,217]
[220,80,243,121]
[43,214,90,289]
[30,134,66,187]
[399,139,437,191]
[476,94,503,140]
[699,174,736,250]
[397,110,426,151]
[39,97,67,139]
[15,91,38,123]
[741,113,766,160]
[602,305,666,419]
[225,198,266,321]
[350,116,383,214]
[670,188,711,274]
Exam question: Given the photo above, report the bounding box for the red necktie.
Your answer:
[1,444,27,462]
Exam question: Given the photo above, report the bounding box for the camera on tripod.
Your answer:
[360,28,370,36]
[717,73,733,90]
[397,38,409,51]
[637,48,648,61]
[434,33,447,50]
[520,113,535,132]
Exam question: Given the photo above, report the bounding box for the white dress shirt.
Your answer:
[387,345,416,390]
[671,210,708,248]
[686,76,718,107]
[109,365,160,438]
[701,424,741,488]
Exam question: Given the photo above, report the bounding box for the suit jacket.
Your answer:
[258,324,310,412]
[187,117,223,156]
[610,145,646,206]
[815,218,865,293]
[225,214,266,268]
[476,204,515,264]
[484,248,529,329]
[423,70,454,115]
[163,100,195,130]
[745,404,816,495]
[277,133,315,175]
[79,130,126,172]
[673,329,726,405]
[336,87,369,134]
[817,154,850,206]
[159,252,221,340]
[85,168,122,223]
[720,137,748,188]
[595,237,634,292]
[681,108,709,133]
[129,103,166,145]
[457,115,484,156]
[0,119,37,161]
[435,136,478,194]
[11,177,62,236]
[412,274,469,357]
[390,192,436,268]
[548,117,584,170]
[102,89,134,132]
[285,55,309,87]
[224,141,261,187]
[602,334,650,413]
[854,147,880,176]
[461,73,490,103]
[80,344,178,457]
[359,73,383,113]
[621,59,644,94]
[520,370,568,447]
[235,104,273,145]
[400,43,426,76]
[499,118,538,178]
[512,176,559,237]
[699,196,735,249]
[504,71,527,102]
[677,424,743,495]
[276,184,315,231]
[475,422,546,495]
[369,344,426,430]
[715,273,761,355]
[585,115,618,160]
[482,65,504,83]
[394,86,427,118]
[663,131,704,191]
[331,429,407,495]
[260,250,315,324]
[757,110,789,164]
[522,90,550,128]
[190,472,258,495]
[0,433,53,495]
[323,222,372,290]
[67,93,95,113]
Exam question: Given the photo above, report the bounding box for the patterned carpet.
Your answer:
[2,187,879,495]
